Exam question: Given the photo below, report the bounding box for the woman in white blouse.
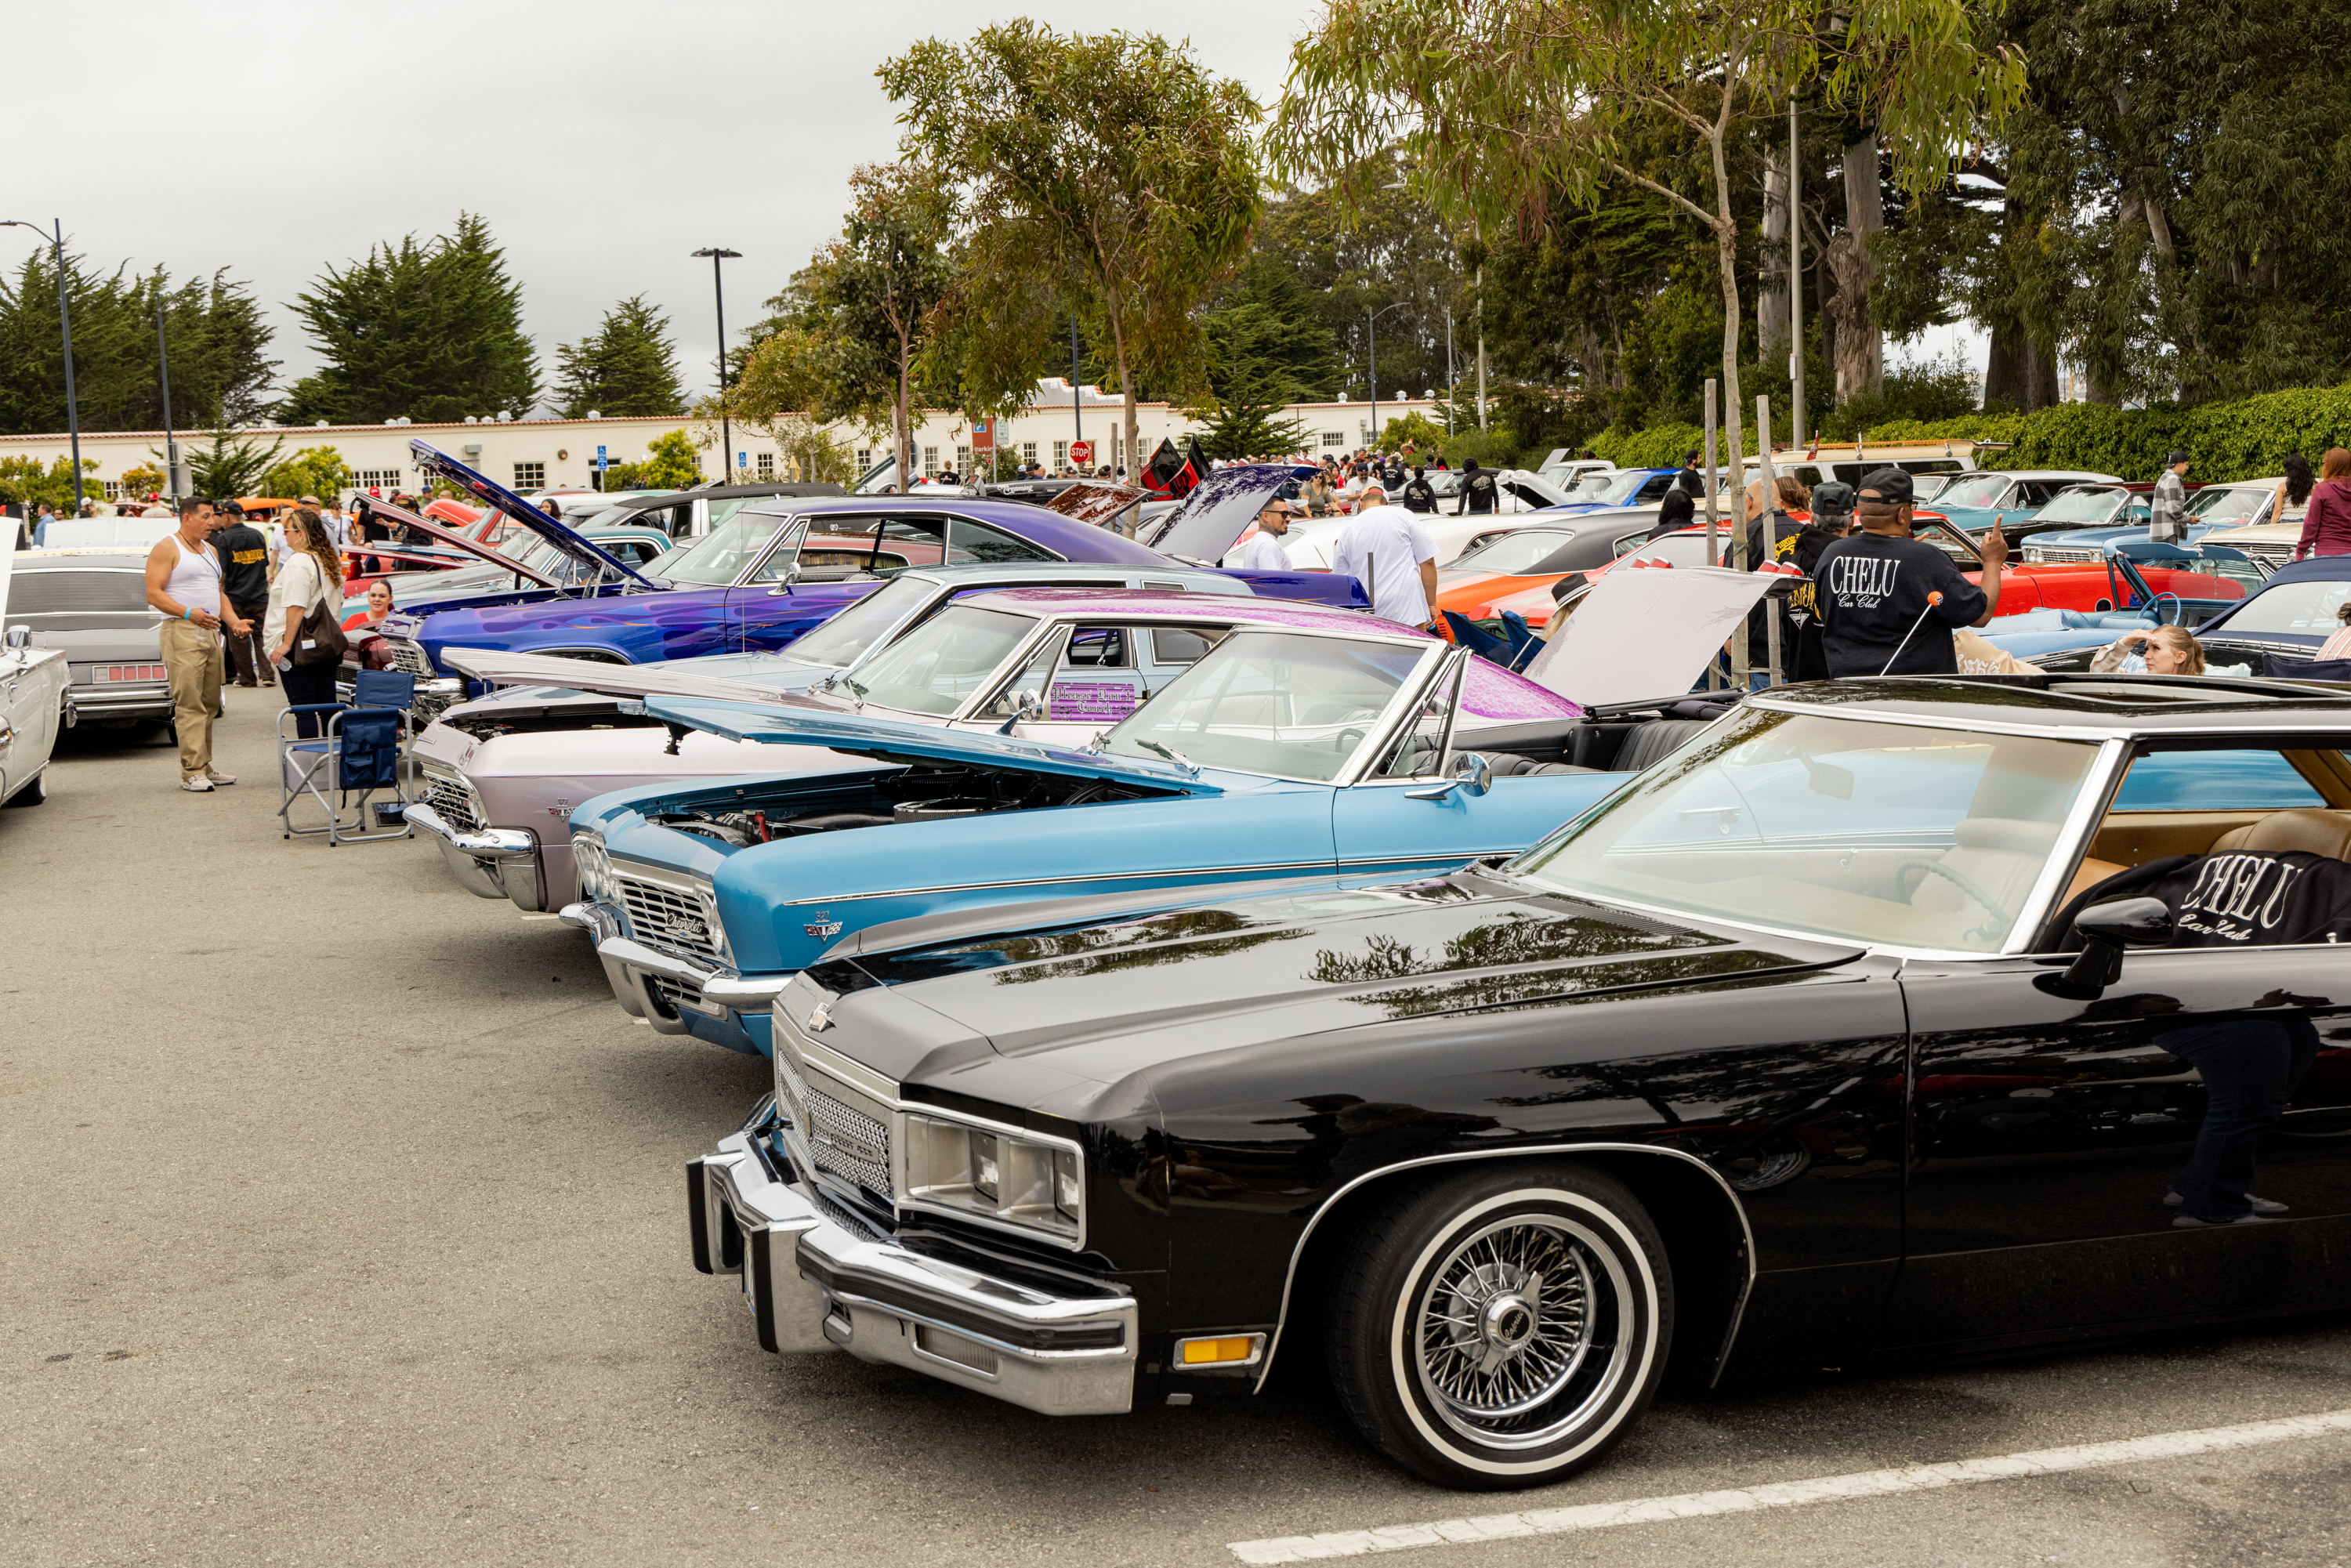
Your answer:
[266,509,346,735]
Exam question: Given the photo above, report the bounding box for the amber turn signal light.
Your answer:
[1175,1333,1266,1367]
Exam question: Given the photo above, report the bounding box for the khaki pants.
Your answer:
[160,617,223,779]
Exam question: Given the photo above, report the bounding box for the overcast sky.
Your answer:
[11,0,1975,415]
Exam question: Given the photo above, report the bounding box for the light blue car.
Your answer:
[557,596,1639,1055]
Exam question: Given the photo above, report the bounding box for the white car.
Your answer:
[0,538,71,809]
[1229,498,1562,574]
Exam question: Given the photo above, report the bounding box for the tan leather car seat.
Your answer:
[2209,807,2351,860]
[1910,817,2061,922]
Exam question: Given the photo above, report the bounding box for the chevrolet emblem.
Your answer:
[803,914,842,940]
[806,1003,833,1033]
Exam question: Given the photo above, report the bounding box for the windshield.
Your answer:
[1934,475,2012,510]
[1586,470,1663,505]
[1451,530,1576,574]
[840,604,1035,715]
[2035,487,2126,524]
[1512,708,2099,954]
[1099,631,1424,781]
[2189,487,2272,524]
[1613,531,1721,567]
[656,512,789,585]
[2219,577,2351,637]
[783,575,938,669]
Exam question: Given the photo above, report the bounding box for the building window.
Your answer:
[755,452,774,479]
[101,480,122,500]
[513,462,546,491]
[353,469,401,493]
[1321,430,1345,447]
[922,446,940,476]
[1053,440,1069,468]
[955,445,972,473]
[1020,442,1037,464]
[855,448,871,471]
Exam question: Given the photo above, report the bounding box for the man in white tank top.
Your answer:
[144,498,252,791]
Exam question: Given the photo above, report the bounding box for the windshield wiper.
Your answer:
[1135,738,1200,774]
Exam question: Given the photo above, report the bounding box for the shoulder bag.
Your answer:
[288,559,350,668]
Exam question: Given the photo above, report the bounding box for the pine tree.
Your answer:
[552,295,687,418]
[0,253,275,436]
[280,212,540,425]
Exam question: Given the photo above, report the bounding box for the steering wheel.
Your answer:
[1895,857,2012,935]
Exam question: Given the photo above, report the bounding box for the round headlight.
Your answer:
[574,835,608,901]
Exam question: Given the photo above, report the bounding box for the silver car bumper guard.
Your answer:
[689,1099,1137,1418]
[558,900,791,1034]
[407,802,540,905]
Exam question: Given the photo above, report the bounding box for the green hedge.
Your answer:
[1590,382,2351,483]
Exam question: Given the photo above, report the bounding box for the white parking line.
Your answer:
[1227,1407,2351,1564]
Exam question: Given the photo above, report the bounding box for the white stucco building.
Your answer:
[0,381,1446,501]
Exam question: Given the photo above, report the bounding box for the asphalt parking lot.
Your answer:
[5,699,2351,1568]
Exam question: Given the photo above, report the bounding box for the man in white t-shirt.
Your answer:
[1332,502,1439,628]
[1237,495,1298,570]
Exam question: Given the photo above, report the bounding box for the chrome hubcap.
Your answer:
[1417,1221,1597,1425]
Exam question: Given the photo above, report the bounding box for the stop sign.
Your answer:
[1068,440,1094,465]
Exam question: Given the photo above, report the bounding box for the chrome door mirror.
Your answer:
[997,690,1043,734]
[764,566,802,597]
[1407,750,1492,801]
[2,626,27,650]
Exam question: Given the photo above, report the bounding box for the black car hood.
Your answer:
[832,870,1861,1093]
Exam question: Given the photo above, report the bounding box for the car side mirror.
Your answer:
[2,626,27,650]
[1407,751,1491,800]
[2037,896,2173,1000]
[997,690,1043,734]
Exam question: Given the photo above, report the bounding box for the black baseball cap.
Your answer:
[1811,480,1857,515]
[2168,450,2191,466]
[1858,467,1914,504]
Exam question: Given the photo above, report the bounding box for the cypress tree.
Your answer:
[552,295,687,417]
[280,212,540,425]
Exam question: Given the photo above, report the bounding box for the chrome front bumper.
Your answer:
[407,802,542,906]
[690,1100,1137,1418]
[558,900,789,1035]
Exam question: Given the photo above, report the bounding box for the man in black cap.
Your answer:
[2151,450,2191,545]
[1811,468,2007,677]
[1675,450,1705,498]
[1400,465,1440,513]
[209,502,275,689]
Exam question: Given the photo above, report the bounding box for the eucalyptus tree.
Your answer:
[1271,0,2025,468]
[882,23,1262,487]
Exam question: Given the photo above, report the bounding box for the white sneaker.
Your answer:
[2164,1190,2288,1214]
[179,776,214,792]
[204,767,237,786]
[2173,1213,2277,1228]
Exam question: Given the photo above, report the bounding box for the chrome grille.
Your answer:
[615,871,723,964]
[385,638,436,677]
[2023,545,2100,564]
[418,764,483,833]
[650,975,708,1015]
[775,1048,893,1201]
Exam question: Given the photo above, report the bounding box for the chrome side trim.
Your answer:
[1253,1142,1757,1395]
[766,856,1328,907]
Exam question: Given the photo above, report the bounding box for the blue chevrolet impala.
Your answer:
[556,595,1636,1054]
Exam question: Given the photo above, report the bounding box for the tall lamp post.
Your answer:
[1365,299,1406,447]
[691,247,741,483]
[5,219,82,510]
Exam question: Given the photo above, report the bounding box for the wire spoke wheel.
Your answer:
[1414,1218,1614,1444]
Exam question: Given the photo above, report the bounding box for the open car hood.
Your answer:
[409,440,657,588]
[1138,463,1317,561]
[1523,563,1777,708]
[641,693,1216,795]
[352,496,560,587]
[1047,480,1151,528]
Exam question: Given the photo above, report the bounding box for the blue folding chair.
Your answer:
[1440,610,1514,664]
[1498,611,1541,671]
[279,668,416,845]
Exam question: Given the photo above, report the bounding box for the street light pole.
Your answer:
[156,296,178,508]
[691,248,741,483]
[6,219,83,510]
[1367,300,1405,446]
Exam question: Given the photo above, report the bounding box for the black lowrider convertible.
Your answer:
[689,674,2351,1488]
